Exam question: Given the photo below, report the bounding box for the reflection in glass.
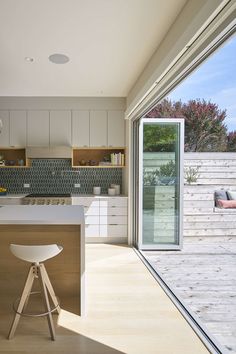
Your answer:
[142,122,180,246]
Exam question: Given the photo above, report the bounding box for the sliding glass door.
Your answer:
[136,118,184,250]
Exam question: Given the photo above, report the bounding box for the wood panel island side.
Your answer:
[0,205,85,316]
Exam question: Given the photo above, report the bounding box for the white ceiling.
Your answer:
[0,0,187,97]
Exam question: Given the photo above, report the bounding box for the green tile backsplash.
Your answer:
[0,159,122,194]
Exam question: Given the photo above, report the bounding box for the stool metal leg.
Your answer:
[41,264,60,314]
[8,265,35,339]
[38,264,56,341]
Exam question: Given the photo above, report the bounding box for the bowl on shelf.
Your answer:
[0,187,7,195]
[5,160,16,166]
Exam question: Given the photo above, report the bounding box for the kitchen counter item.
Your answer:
[108,188,116,196]
[111,184,120,195]
[22,194,72,205]
[93,186,101,195]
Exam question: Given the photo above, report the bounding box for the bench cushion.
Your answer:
[217,199,236,208]
[227,190,236,200]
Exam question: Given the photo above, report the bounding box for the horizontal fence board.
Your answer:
[184,152,236,160]
[184,236,236,243]
[184,200,213,208]
[184,214,236,222]
[198,172,236,178]
[195,166,235,172]
[184,221,236,229]
[196,179,236,185]
[184,185,236,192]
[184,229,236,236]
[184,207,215,214]
[184,194,213,201]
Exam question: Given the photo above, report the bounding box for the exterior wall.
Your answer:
[184,152,236,242]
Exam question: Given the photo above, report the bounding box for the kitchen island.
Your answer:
[0,205,85,316]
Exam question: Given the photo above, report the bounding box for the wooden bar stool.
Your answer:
[8,244,63,341]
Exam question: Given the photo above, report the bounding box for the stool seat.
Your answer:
[8,243,63,341]
[10,244,63,263]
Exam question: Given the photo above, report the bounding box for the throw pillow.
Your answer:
[215,190,228,200]
[227,190,236,200]
[217,199,236,208]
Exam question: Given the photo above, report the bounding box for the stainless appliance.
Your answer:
[22,194,72,205]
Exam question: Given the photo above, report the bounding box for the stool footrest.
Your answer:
[13,291,60,317]
[8,263,59,341]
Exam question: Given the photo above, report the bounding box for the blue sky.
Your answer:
[167,34,236,132]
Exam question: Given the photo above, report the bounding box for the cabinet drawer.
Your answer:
[100,215,127,225]
[84,207,100,216]
[100,197,128,207]
[85,224,100,237]
[0,197,22,205]
[100,225,127,237]
[72,197,99,207]
[85,215,100,225]
[100,207,127,216]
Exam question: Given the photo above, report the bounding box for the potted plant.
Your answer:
[184,166,200,184]
[156,160,176,185]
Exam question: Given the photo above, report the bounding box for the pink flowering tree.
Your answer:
[146,98,229,152]
[227,131,236,152]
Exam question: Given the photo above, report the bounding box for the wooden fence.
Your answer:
[184,153,236,243]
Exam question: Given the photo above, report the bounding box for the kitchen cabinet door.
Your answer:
[50,110,71,146]
[10,111,27,147]
[90,111,107,147]
[72,110,90,147]
[0,111,10,147]
[27,111,50,146]
[108,111,125,147]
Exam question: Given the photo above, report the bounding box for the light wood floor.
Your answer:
[0,244,209,354]
[144,239,236,354]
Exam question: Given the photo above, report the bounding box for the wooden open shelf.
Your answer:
[72,147,125,168]
[0,148,30,168]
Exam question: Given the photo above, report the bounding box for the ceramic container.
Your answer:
[93,186,101,195]
[108,188,116,196]
[111,184,120,195]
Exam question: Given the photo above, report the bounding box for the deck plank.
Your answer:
[144,240,236,354]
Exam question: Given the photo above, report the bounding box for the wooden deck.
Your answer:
[144,239,236,354]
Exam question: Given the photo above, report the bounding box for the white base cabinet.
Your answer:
[72,196,128,240]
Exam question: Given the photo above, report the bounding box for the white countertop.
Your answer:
[0,205,84,224]
[0,194,27,198]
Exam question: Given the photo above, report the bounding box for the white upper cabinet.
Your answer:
[50,110,71,146]
[107,111,125,147]
[27,111,49,146]
[0,111,10,147]
[90,111,107,147]
[72,111,90,147]
[10,111,26,147]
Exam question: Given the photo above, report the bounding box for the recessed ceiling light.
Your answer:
[25,57,34,63]
[48,53,70,64]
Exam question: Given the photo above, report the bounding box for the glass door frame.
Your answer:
[135,118,184,250]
